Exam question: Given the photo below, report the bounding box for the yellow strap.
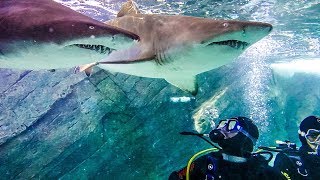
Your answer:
[186,148,218,180]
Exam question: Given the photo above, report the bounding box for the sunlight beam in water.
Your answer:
[241,38,275,134]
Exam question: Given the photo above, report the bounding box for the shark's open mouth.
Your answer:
[70,44,115,54]
[208,40,249,50]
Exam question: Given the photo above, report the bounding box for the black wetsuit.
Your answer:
[274,146,320,179]
[169,151,284,180]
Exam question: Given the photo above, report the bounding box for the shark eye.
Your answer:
[89,25,95,30]
[49,27,54,33]
[223,23,229,27]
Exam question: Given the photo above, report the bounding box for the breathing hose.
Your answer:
[186,148,218,180]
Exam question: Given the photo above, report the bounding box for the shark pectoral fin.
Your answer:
[74,62,99,76]
[117,0,141,17]
[165,76,198,95]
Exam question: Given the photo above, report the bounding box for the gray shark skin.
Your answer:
[81,0,272,94]
[0,0,139,70]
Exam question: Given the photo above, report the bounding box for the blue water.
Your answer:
[1,0,320,179]
[114,0,320,144]
[61,0,320,175]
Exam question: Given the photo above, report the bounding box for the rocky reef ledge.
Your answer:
[0,68,203,179]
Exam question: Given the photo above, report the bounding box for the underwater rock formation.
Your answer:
[0,68,204,179]
[0,64,281,179]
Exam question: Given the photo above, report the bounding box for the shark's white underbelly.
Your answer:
[0,45,104,70]
[98,46,241,79]
[0,36,134,70]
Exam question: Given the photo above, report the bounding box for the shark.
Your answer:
[78,0,273,94]
[0,0,139,70]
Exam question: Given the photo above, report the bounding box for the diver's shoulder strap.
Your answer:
[286,153,308,177]
[249,153,270,165]
[205,152,222,179]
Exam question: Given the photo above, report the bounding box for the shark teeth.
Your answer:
[71,44,115,54]
[208,40,249,50]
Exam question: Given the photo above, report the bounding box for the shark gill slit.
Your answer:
[156,50,163,65]
[158,49,167,65]
[153,38,166,66]
[159,45,165,65]
[155,44,164,65]
[162,44,173,64]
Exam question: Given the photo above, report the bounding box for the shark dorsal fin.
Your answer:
[117,0,141,17]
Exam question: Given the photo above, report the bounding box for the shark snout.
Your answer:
[204,21,272,50]
[266,24,273,32]
[250,22,272,30]
[243,22,272,34]
[245,24,272,42]
[222,20,272,33]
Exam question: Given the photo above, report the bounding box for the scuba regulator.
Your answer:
[259,140,297,153]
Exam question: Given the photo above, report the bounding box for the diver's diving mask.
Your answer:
[299,129,320,145]
[299,129,320,155]
[217,119,257,145]
[301,129,320,145]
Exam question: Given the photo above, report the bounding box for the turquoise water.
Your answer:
[0,0,320,179]
[111,0,320,145]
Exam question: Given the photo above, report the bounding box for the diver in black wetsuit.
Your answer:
[274,116,320,179]
[169,116,283,180]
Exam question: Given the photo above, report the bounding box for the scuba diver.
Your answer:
[169,116,284,180]
[273,115,320,179]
